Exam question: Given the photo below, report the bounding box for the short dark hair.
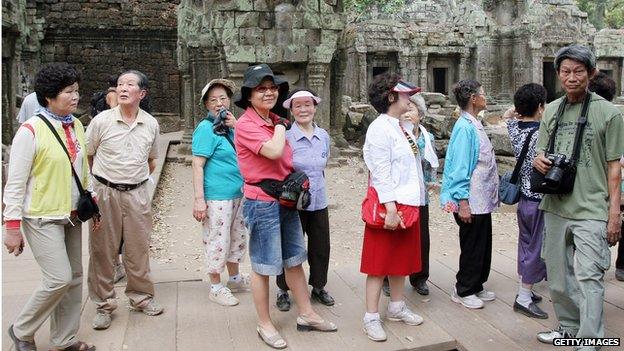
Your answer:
[285,87,319,108]
[554,44,596,72]
[589,71,616,102]
[119,69,149,90]
[513,83,547,117]
[452,79,481,110]
[34,63,81,107]
[108,74,119,88]
[368,73,401,113]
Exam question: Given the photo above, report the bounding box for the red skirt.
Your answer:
[360,222,421,276]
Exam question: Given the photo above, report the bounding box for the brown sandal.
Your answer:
[50,341,96,351]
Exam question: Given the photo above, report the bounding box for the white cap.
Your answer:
[282,90,322,109]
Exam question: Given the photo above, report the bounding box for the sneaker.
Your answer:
[113,263,126,283]
[363,318,387,342]
[387,302,424,326]
[537,328,574,344]
[476,289,496,301]
[129,299,164,316]
[226,274,251,292]
[276,291,291,312]
[616,268,624,282]
[209,287,239,306]
[92,311,112,330]
[451,288,484,309]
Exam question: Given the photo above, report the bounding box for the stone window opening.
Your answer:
[432,67,448,94]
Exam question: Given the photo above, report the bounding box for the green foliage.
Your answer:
[577,0,624,29]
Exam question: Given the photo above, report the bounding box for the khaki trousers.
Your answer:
[13,217,83,349]
[88,181,154,313]
[542,212,610,345]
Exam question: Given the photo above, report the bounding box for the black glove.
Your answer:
[275,117,292,130]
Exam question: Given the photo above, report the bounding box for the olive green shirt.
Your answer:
[536,92,624,221]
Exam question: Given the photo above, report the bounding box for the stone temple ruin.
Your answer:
[3,0,624,167]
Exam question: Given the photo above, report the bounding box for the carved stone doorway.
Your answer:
[543,61,564,102]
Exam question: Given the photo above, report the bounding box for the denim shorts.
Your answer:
[243,199,307,275]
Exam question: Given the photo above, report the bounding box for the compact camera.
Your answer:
[213,108,230,136]
[544,153,571,187]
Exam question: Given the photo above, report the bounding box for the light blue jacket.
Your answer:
[440,113,480,207]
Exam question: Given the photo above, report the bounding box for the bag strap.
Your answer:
[569,93,591,164]
[510,127,537,184]
[223,133,235,150]
[36,114,87,194]
[545,96,568,154]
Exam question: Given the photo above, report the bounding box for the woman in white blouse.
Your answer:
[360,73,426,342]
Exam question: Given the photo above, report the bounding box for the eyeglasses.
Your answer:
[254,85,279,94]
[207,97,229,105]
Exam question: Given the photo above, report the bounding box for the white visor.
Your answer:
[282,90,322,109]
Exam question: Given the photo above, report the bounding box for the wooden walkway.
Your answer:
[3,248,623,351]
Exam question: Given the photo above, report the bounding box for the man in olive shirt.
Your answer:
[86,70,163,330]
[533,45,623,348]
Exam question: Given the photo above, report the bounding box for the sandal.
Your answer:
[256,325,287,349]
[50,341,96,351]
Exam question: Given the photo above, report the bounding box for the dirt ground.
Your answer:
[150,158,523,276]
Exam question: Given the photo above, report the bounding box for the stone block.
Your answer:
[235,11,259,28]
[255,45,283,63]
[212,0,252,11]
[347,111,364,125]
[341,95,352,118]
[258,11,274,29]
[297,0,319,12]
[350,103,372,114]
[239,27,264,45]
[485,126,513,156]
[291,29,308,45]
[421,92,448,106]
[264,29,277,45]
[211,11,235,29]
[321,13,343,30]
[302,11,321,28]
[320,0,336,13]
[253,0,270,11]
[309,44,336,64]
[275,29,293,46]
[283,44,308,62]
[224,44,256,63]
[320,30,338,45]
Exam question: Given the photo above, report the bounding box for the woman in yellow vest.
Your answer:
[3,63,98,351]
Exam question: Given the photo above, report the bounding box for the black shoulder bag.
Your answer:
[530,93,591,194]
[499,127,537,205]
[37,114,100,222]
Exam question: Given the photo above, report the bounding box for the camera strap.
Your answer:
[545,92,591,166]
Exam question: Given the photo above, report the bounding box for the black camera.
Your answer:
[544,153,571,186]
[213,108,230,136]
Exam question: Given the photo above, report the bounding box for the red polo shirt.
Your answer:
[234,107,293,201]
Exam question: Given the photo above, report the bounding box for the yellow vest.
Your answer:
[27,118,88,217]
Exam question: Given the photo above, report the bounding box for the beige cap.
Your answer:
[199,78,237,106]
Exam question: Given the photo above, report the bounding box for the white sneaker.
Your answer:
[363,318,387,342]
[476,289,496,301]
[387,302,424,326]
[209,287,239,306]
[451,288,484,309]
[226,274,251,292]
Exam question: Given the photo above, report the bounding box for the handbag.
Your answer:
[530,93,590,194]
[248,171,311,210]
[499,127,537,205]
[37,114,100,222]
[361,179,419,229]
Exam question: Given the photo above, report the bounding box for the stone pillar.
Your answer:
[357,50,367,101]
[307,62,330,130]
[180,73,194,152]
[459,53,468,81]
[500,37,513,98]
[531,48,543,85]
[418,53,428,91]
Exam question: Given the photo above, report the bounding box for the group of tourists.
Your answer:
[3,43,623,351]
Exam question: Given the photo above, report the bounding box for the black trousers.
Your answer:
[454,213,492,297]
[616,220,624,270]
[277,207,330,291]
[409,205,430,286]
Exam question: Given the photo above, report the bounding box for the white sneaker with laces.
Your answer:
[476,289,496,301]
[387,302,424,326]
[363,318,387,342]
[451,288,484,309]
[226,274,251,292]
[209,287,239,306]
